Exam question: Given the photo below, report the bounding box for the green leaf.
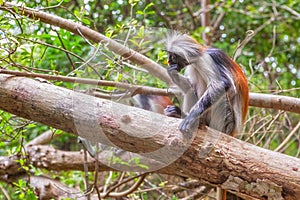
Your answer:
[129,39,139,47]
[146,11,155,15]
[136,10,144,15]
[81,17,91,25]
[144,2,154,10]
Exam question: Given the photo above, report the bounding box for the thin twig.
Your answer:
[83,148,91,200]
[233,15,281,61]
[193,1,223,17]
[26,130,57,146]
[67,42,102,78]
[102,173,148,198]
[55,30,76,71]
[16,36,82,60]
[274,121,300,152]
[94,151,102,199]
[232,30,255,61]
[1,2,171,83]
[279,5,300,19]
[0,184,11,200]
[267,25,277,58]
[34,0,64,10]
[145,0,171,27]
[181,0,196,30]
[212,12,226,32]
[0,69,172,96]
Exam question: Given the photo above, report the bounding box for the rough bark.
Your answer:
[0,74,300,199]
[1,69,300,114]
[1,174,88,200]
[249,92,300,114]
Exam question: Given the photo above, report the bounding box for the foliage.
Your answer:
[0,0,300,199]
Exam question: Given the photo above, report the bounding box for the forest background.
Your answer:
[0,0,300,199]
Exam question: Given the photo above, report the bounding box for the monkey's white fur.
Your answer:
[166,32,243,134]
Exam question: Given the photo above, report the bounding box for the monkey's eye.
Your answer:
[168,53,177,64]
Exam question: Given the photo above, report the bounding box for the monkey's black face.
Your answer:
[168,52,190,72]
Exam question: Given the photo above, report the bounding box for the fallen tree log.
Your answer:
[0,74,300,199]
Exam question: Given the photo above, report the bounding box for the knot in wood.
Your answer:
[121,114,131,124]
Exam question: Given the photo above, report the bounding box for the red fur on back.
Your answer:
[231,62,249,123]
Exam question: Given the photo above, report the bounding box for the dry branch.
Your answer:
[0,145,104,176]
[2,171,142,200]
[249,92,300,114]
[0,145,148,199]
[0,74,300,199]
[1,174,88,200]
[1,69,300,114]
[0,69,173,96]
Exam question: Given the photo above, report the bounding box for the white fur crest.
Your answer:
[165,32,201,62]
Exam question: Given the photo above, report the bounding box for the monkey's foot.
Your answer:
[178,118,198,139]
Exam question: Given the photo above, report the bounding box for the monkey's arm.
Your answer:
[167,64,194,92]
[179,79,233,138]
[165,64,197,118]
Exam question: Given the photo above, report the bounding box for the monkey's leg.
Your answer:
[179,80,233,138]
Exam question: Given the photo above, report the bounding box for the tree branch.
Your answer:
[1,70,300,115]
[200,0,211,45]
[0,74,299,199]
[0,144,149,199]
[249,92,300,114]
[0,69,173,96]
[1,174,88,200]
[0,2,171,84]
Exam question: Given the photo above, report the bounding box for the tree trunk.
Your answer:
[0,74,300,199]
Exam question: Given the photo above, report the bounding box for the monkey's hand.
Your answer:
[178,116,199,139]
[164,105,184,118]
[168,63,181,73]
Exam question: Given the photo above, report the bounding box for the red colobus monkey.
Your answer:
[133,95,173,114]
[164,32,249,138]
